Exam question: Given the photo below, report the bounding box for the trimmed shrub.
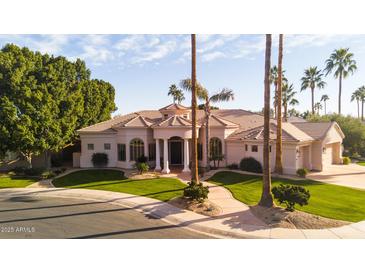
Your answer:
[41,170,56,179]
[137,155,148,163]
[12,166,26,175]
[135,162,149,174]
[342,157,351,165]
[227,163,239,170]
[296,168,309,178]
[240,157,262,173]
[183,181,209,202]
[24,168,44,176]
[91,153,109,168]
[272,184,310,211]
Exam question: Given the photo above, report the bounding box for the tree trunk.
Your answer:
[338,73,342,115]
[205,100,211,171]
[324,101,327,115]
[275,34,283,175]
[362,100,364,121]
[21,152,32,169]
[311,87,315,114]
[259,34,274,208]
[191,34,199,183]
[284,103,288,122]
[357,100,360,119]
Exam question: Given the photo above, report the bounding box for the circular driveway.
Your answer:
[0,194,213,239]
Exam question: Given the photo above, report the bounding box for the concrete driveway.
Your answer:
[307,164,365,190]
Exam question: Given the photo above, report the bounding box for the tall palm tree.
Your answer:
[270,66,287,118]
[301,66,326,114]
[351,89,362,119]
[275,34,284,175]
[320,94,329,115]
[325,48,357,114]
[314,102,322,115]
[168,84,185,104]
[180,79,234,171]
[282,83,298,121]
[190,34,199,183]
[259,34,274,208]
[358,86,365,121]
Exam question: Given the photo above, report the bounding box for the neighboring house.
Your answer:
[76,103,345,175]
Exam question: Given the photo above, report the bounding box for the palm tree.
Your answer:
[301,66,326,114]
[275,34,284,175]
[361,88,365,121]
[190,34,199,183]
[325,48,357,114]
[282,83,298,121]
[270,66,287,118]
[259,34,274,208]
[320,94,329,115]
[168,84,185,104]
[351,89,362,119]
[180,79,234,171]
[314,102,322,115]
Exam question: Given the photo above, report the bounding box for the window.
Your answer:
[198,143,203,161]
[104,143,111,150]
[87,144,94,150]
[269,145,271,153]
[163,114,168,119]
[251,145,258,152]
[130,138,144,161]
[148,143,156,161]
[118,144,126,161]
[245,144,248,151]
[210,137,222,158]
[183,114,188,119]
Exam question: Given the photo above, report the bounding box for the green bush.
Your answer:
[137,155,148,163]
[272,184,310,211]
[91,153,109,167]
[342,157,351,165]
[240,157,262,173]
[24,168,44,176]
[227,163,239,170]
[183,181,209,202]
[41,170,56,179]
[296,168,309,178]
[12,166,26,175]
[135,162,149,174]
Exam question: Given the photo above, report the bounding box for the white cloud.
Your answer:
[132,40,176,64]
[202,51,226,62]
[30,34,69,54]
[79,45,114,65]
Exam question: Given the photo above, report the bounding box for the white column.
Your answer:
[183,139,190,172]
[155,139,161,171]
[162,138,170,174]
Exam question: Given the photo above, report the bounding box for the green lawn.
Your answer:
[357,161,365,166]
[0,175,38,189]
[208,171,365,222]
[52,169,186,202]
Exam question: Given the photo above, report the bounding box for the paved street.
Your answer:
[0,195,213,239]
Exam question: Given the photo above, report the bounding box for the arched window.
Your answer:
[210,137,222,158]
[130,138,144,161]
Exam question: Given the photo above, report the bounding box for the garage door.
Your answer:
[322,144,333,168]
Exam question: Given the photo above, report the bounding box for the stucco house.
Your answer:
[75,103,345,175]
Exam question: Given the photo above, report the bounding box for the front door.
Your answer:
[170,141,183,165]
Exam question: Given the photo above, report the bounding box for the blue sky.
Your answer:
[1,34,365,116]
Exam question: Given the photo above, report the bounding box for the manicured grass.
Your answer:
[52,169,186,202]
[208,171,365,222]
[0,175,38,189]
[357,161,365,166]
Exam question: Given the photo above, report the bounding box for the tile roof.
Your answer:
[228,122,313,142]
[158,103,190,111]
[200,114,239,128]
[152,115,195,128]
[291,122,333,140]
[112,115,154,128]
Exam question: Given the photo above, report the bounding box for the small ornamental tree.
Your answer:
[91,153,109,168]
[240,157,263,173]
[272,184,310,211]
[183,181,209,202]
